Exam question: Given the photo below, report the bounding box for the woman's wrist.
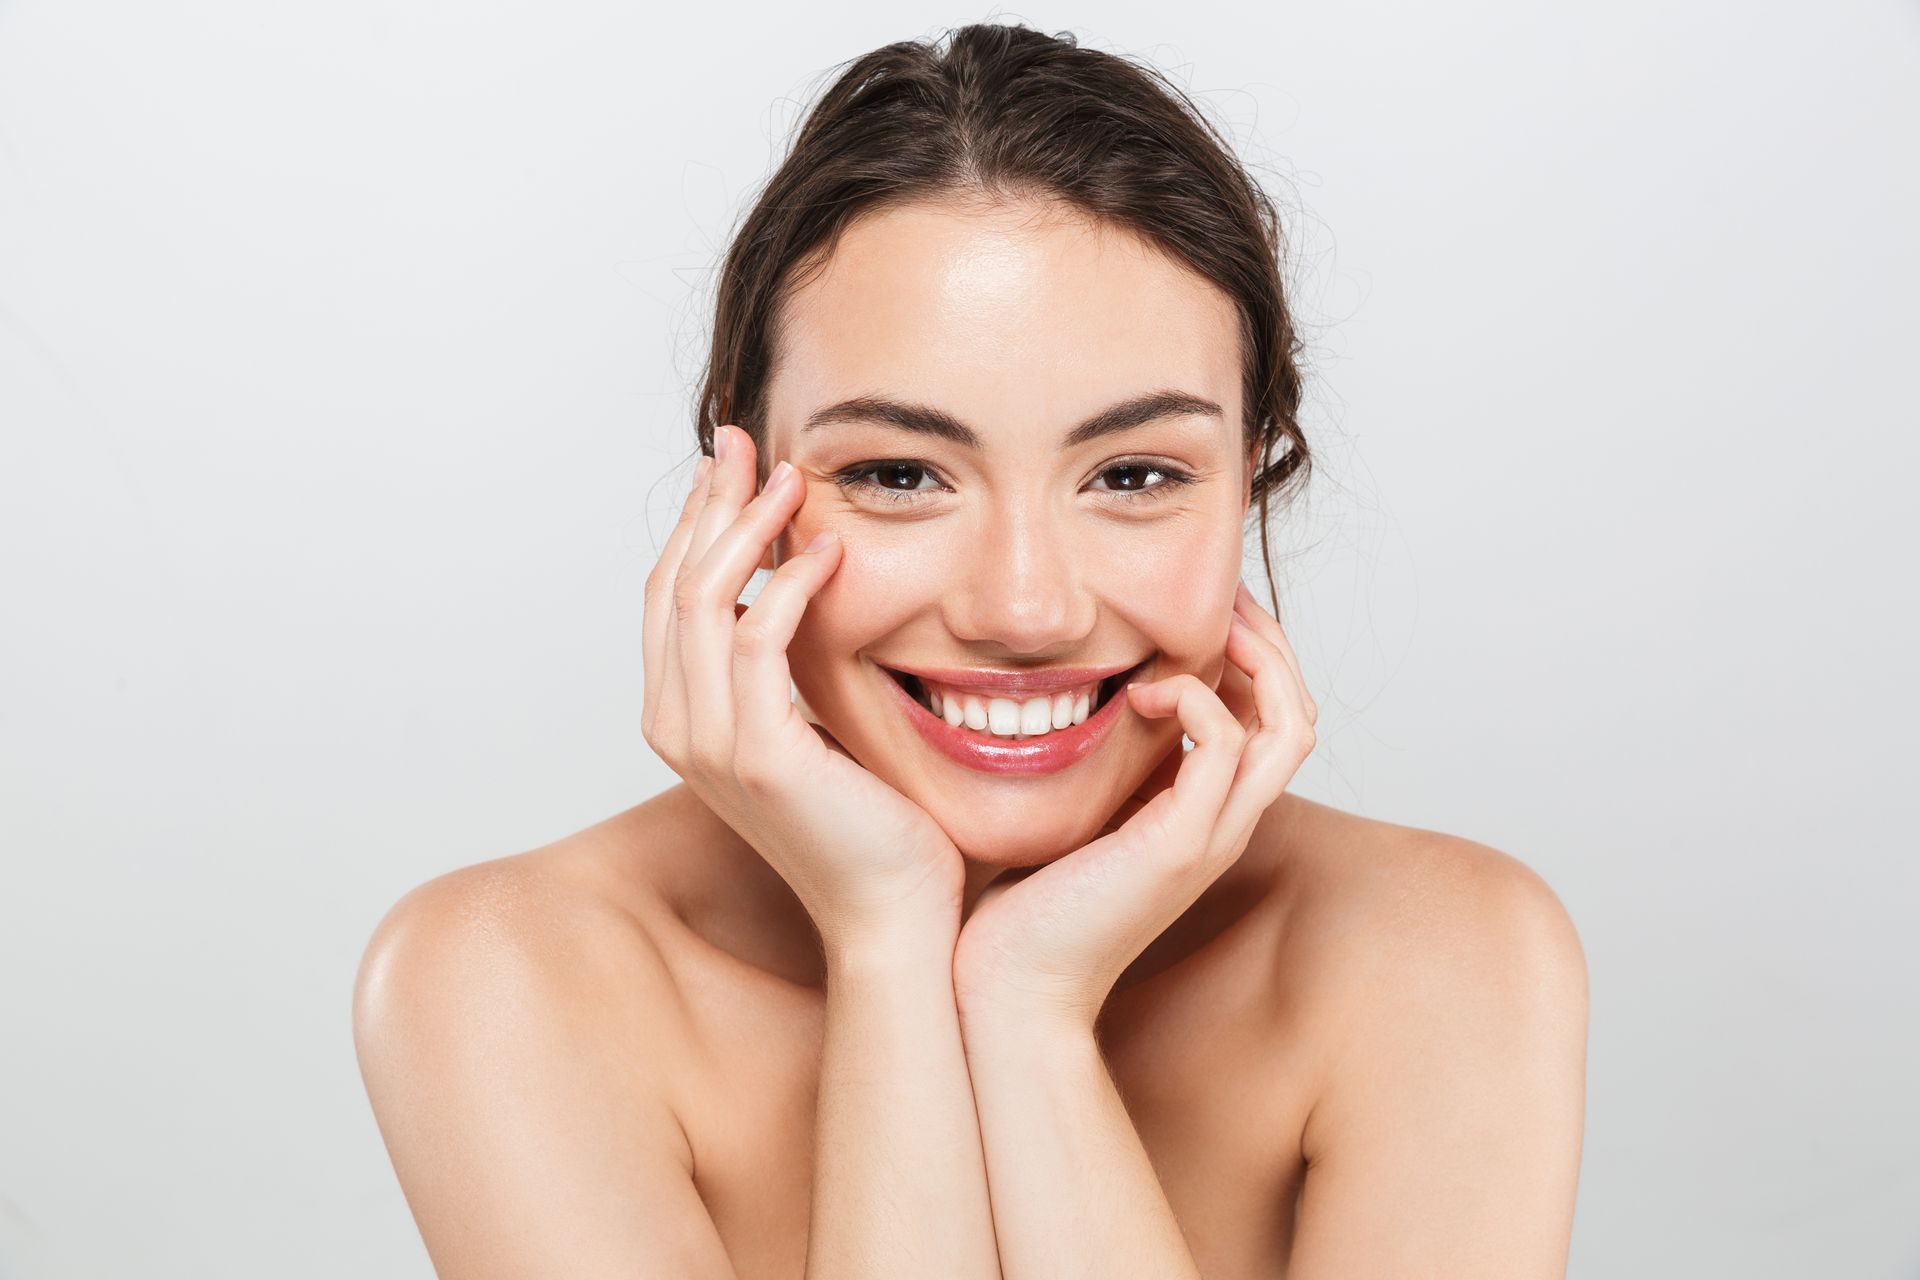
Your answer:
[951,937,1106,1038]
[820,910,960,982]
[954,983,1101,1047]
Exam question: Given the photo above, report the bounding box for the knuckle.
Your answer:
[732,613,775,657]
[645,563,677,605]
[642,721,682,766]
[1239,734,1278,771]
[1131,806,1176,849]
[1170,673,1206,699]
[671,577,708,624]
[685,739,731,780]
[1169,836,1215,875]
[639,701,675,741]
[731,754,778,796]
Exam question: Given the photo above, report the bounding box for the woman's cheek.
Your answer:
[784,520,921,693]
[1099,518,1242,677]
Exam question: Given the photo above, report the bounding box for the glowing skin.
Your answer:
[353,203,1586,1280]
[753,195,1258,888]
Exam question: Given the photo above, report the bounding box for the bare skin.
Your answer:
[352,195,1588,1277]
[354,783,1585,1278]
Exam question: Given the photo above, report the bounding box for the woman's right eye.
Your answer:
[831,461,946,505]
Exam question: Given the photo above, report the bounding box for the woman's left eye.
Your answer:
[1090,461,1194,498]
[831,459,1195,506]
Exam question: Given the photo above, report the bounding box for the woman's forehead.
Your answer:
[771,200,1241,444]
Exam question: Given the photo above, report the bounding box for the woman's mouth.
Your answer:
[874,657,1149,776]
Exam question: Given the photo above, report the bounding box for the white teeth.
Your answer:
[987,697,1022,735]
[915,675,1107,739]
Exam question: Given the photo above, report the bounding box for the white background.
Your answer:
[2,2,1915,1276]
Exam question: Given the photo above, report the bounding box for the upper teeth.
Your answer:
[918,678,1099,738]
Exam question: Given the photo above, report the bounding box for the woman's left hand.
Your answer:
[951,582,1319,1028]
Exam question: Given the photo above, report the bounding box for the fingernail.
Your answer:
[769,459,794,489]
[805,529,836,553]
[715,426,730,463]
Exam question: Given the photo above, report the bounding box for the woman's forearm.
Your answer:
[957,1002,1200,1280]
[806,927,1001,1279]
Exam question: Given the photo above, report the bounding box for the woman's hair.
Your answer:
[695,21,1313,611]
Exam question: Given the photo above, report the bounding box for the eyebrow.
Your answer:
[799,388,1225,449]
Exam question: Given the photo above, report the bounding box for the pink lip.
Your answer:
[876,660,1142,776]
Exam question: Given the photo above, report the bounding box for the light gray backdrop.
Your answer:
[2,1,1914,1276]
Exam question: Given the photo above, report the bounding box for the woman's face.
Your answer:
[760,196,1255,867]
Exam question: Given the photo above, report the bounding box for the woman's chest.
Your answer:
[663,937,1315,1280]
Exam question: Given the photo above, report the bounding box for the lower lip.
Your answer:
[877,662,1141,777]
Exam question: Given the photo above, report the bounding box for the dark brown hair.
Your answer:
[694,22,1313,613]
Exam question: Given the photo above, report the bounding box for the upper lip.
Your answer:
[881,658,1147,696]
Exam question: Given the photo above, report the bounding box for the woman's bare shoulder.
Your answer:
[348,799,745,1274]
[1270,796,1588,1140]
[1279,796,1575,919]
[351,794,692,1012]
[1264,798,1588,1261]
[349,793,718,1110]
[1270,795,1586,1032]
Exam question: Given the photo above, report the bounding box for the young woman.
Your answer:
[353,23,1587,1279]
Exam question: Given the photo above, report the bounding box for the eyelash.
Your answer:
[830,459,1197,507]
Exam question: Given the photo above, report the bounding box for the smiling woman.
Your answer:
[352,20,1588,1280]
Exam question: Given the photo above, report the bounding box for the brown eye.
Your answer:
[832,460,944,505]
[872,463,930,491]
[1092,461,1194,499]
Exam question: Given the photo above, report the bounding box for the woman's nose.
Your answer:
[943,506,1094,655]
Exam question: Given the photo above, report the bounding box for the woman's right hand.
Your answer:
[642,423,965,957]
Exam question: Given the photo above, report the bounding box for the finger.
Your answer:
[670,424,756,730]
[646,453,715,734]
[732,529,842,743]
[1227,613,1296,736]
[1124,673,1246,827]
[1211,614,1315,847]
[1095,738,1182,837]
[685,459,808,619]
[685,424,759,572]
[677,453,807,744]
[1235,581,1315,724]
[1212,636,1259,731]
[1233,581,1299,683]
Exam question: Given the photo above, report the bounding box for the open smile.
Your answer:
[874,657,1150,776]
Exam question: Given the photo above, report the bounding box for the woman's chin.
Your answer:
[932,808,1109,867]
[894,767,1144,867]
